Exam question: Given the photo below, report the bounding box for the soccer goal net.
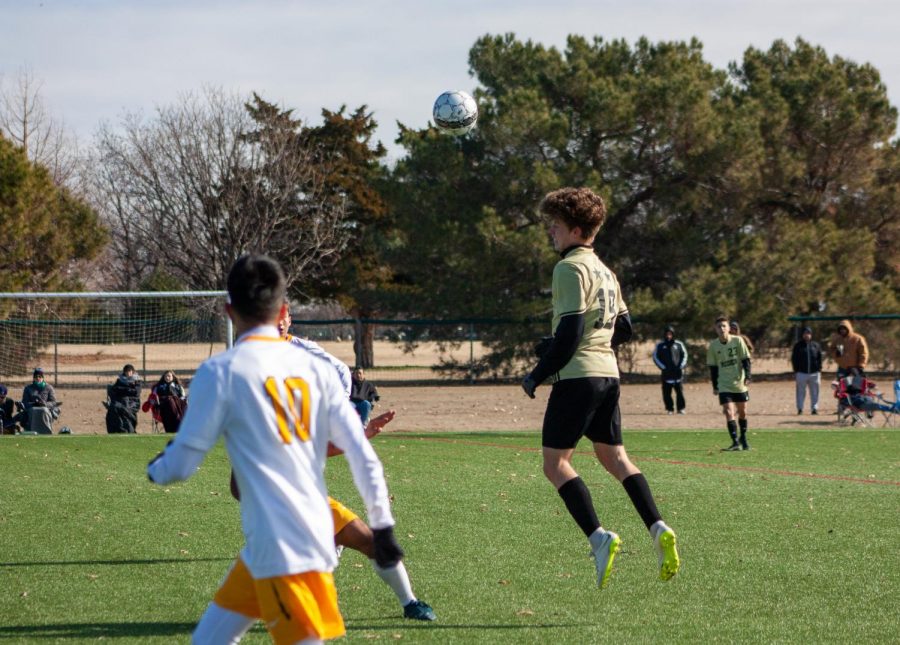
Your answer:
[0,291,231,388]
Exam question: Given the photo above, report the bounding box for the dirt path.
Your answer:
[31,379,873,436]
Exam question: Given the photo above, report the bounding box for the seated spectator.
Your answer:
[350,366,380,425]
[21,368,61,434]
[141,370,187,434]
[105,364,142,434]
[0,384,23,435]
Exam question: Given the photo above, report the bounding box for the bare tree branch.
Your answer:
[90,87,350,290]
[0,67,80,186]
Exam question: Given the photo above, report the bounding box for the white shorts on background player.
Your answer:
[147,325,393,579]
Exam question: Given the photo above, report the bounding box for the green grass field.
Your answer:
[1,429,897,643]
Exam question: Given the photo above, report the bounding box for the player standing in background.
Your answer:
[521,187,680,589]
[707,315,753,451]
[148,254,405,644]
[275,308,436,621]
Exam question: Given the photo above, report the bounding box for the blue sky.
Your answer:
[3,0,899,161]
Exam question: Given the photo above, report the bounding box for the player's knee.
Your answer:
[541,460,559,481]
[192,603,253,645]
[542,459,570,486]
[335,519,375,558]
[597,447,632,478]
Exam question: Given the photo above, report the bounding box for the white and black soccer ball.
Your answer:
[432,90,478,135]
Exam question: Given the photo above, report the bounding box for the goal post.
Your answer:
[0,291,231,388]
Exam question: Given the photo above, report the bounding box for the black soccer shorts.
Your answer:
[542,377,623,449]
[718,391,750,405]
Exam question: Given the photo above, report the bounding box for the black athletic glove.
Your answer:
[521,374,537,399]
[372,526,404,568]
[533,336,553,358]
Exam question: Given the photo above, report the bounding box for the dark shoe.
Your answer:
[403,599,436,621]
[740,437,750,451]
[722,442,741,452]
[797,409,802,415]
[811,409,818,415]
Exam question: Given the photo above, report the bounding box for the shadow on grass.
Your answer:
[344,616,596,632]
[0,556,232,568]
[0,621,195,638]
[0,619,593,639]
[348,621,592,631]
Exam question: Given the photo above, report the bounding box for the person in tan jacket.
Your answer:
[829,319,869,378]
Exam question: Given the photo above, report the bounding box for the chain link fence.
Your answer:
[290,315,899,386]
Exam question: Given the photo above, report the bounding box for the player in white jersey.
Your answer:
[147,254,405,644]
[279,309,352,397]
[273,308,436,621]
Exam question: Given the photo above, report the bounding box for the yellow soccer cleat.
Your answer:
[590,530,622,589]
[655,527,681,582]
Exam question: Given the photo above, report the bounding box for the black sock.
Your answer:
[622,473,662,530]
[557,477,600,537]
[738,418,748,437]
[727,420,738,441]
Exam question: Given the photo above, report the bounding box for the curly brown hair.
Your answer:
[538,187,607,238]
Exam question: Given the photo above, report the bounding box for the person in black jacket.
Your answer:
[652,326,688,414]
[105,364,142,433]
[791,327,823,415]
[350,367,380,425]
[0,384,23,434]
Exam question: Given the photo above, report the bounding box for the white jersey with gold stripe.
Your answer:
[287,335,352,397]
[170,325,393,579]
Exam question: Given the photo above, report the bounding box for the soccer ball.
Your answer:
[432,90,478,135]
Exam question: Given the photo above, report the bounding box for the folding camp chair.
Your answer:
[832,376,878,427]
[871,379,900,428]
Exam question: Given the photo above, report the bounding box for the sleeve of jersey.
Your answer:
[167,362,227,453]
[552,263,587,316]
[326,379,394,529]
[147,441,207,484]
[651,343,665,370]
[530,313,585,385]
[336,362,352,398]
[677,341,688,369]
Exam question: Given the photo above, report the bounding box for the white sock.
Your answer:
[650,520,669,539]
[192,603,254,644]
[371,560,416,606]
[588,527,610,551]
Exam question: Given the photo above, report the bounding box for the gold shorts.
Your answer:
[328,496,360,534]
[213,557,344,643]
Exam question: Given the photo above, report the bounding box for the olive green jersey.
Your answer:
[706,335,750,393]
[551,247,627,381]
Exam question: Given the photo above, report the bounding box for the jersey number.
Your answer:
[264,377,311,444]
[594,288,616,330]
